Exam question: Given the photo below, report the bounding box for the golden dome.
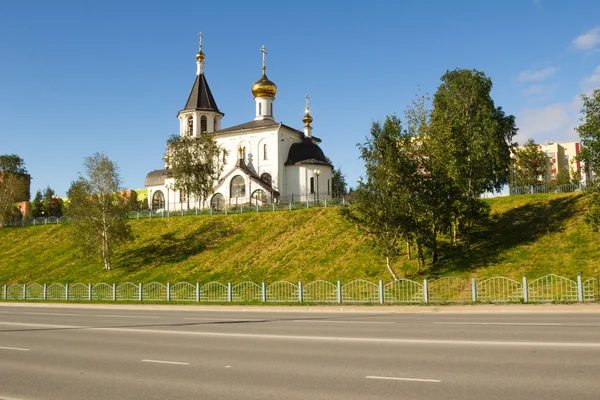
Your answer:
[164,154,170,163]
[302,110,313,126]
[196,50,205,61]
[252,69,277,98]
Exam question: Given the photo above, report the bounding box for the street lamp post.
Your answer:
[313,169,320,203]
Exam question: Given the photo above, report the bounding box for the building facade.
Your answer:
[145,39,332,211]
[538,141,592,185]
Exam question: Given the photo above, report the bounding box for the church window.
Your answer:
[187,117,194,135]
[152,191,165,211]
[327,179,330,195]
[201,116,207,133]
[259,103,262,115]
[263,144,267,160]
[230,175,245,198]
[252,189,266,203]
[270,103,273,116]
[214,116,218,131]
[310,177,315,194]
[179,191,186,203]
[211,193,225,211]
[260,173,272,186]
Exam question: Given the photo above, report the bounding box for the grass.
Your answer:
[0,192,599,285]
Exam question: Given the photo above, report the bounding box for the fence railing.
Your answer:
[510,183,585,196]
[1,197,351,228]
[2,274,598,304]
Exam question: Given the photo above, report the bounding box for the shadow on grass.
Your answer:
[116,220,239,270]
[430,195,581,277]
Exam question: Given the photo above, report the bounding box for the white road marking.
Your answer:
[183,317,264,321]
[22,312,78,317]
[141,359,189,365]
[294,320,394,324]
[0,346,30,352]
[433,322,563,326]
[0,395,27,400]
[225,366,231,368]
[0,322,83,329]
[3,321,600,348]
[94,314,159,319]
[366,376,441,383]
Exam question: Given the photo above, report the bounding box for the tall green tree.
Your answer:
[30,190,44,218]
[67,153,133,270]
[429,69,517,247]
[0,154,29,224]
[167,133,227,208]
[342,115,423,279]
[43,186,63,217]
[576,89,600,231]
[511,138,548,191]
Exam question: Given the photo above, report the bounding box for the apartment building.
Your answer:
[538,141,592,185]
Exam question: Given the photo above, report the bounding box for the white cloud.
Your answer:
[571,27,600,51]
[580,65,600,94]
[516,99,580,145]
[517,66,559,82]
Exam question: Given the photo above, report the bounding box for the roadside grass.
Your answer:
[0,192,598,285]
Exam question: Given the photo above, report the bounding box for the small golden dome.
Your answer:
[196,50,205,61]
[252,69,277,98]
[302,110,313,126]
[164,154,170,163]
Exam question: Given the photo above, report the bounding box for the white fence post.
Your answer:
[196,282,200,302]
[261,282,267,302]
[378,280,384,304]
[423,278,429,303]
[471,277,477,302]
[139,283,143,301]
[167,282,171,301]
[23,283,27,300]
[298,281,303,303]
[43,283,47,300]
[337,280,342,304]
[577,273,583,302]
[112,283,117,301]
[65,283,69,300]
[289,201,292,211]
[228,282,232,302]
[3,284,6,300]
[522,275,528,303]
[88,283,92,301]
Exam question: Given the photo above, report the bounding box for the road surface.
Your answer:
[0,304,599,399]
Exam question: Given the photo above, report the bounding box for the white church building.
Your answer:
[145,37,333,211]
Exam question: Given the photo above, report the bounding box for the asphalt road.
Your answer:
[0,304,599,400]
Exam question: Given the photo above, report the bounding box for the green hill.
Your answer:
[0,192,598,284]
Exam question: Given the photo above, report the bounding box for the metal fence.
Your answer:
[2,274,598,304]
[1,198,350,228]
[510,183,585,196]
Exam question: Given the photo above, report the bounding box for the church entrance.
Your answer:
[152,191,165,211]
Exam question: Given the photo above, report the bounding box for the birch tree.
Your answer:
[67,153,133,270]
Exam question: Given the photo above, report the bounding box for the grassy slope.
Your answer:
[0,192,598,284]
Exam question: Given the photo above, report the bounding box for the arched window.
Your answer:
[310,177,315,194]
[214,116,218,131]
[259,103,262,115]
[263,144,267,160]
[230,175,245,198]
[327,179,330,195]
[252,189,266,203]
[260,173,272,187]
[152,191,165,211]
[200,116,207,133]
[187,117,194,135]
[211,193,225,210]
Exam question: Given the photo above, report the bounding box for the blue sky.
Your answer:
[1,0,600,197]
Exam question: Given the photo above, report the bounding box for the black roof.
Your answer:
[285,138,331,167]
[181,74,222,115]
[145,169,170,186]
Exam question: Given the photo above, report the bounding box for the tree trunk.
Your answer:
[452,216,457,248]
[406,241,411,260]
[385,256,399,281]
[102,227,111,271]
